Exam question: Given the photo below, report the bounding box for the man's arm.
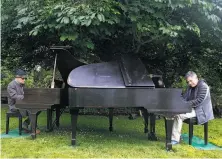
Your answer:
[7,85,24,100]
[181,87,189,101]
[188,83,208,107]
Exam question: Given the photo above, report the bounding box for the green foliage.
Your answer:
[171,76,187,91]
[1,68,15,88]
[1,66,54,88]
[1,0,222,99]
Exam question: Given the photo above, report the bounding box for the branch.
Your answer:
[100,37,115,44]
[135,35,163,53]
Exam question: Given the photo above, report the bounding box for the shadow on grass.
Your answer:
[41,122,167,147]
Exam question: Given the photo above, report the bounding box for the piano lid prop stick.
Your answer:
[51,53,57,88]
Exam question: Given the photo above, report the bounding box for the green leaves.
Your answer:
[2,0,222,95]
[85,41,95,50]
[97,13,105,22]
[61,17,69,24]
[29,30,38,36]
[60,33,78,41]
[159,25,182,37]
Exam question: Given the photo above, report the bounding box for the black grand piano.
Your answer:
[67,55,192,151]
[1,47,192,151]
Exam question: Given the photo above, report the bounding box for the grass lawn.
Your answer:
[1,106,222,158]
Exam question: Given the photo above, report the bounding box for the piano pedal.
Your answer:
[166,143,173,151]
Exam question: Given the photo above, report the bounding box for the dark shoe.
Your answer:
[22,128,40,134]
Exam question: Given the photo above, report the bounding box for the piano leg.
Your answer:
[109,108,114,131]
[148,113,157,140]
[70,109,79,145]
[50,105,66,130]
[56,106,60,127]
[142,108,148,133]
[28,110,41,139]
[164,117,174,151]
[46,108,53,132]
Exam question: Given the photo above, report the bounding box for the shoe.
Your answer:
[36,129,41,134]
[171,140,179,145]
[23,129,40,134]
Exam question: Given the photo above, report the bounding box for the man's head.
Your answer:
[185,71,198,87]
[15,69,27,84]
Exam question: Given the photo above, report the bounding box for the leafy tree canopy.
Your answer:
[2,0,222,93]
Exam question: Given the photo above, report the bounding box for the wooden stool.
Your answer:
[183,117,208,145]
[6,110,22,135]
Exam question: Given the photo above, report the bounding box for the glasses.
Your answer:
[21,77,27,80]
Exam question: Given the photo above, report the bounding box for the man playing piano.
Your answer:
[171,71,214,144]
[7,69,40,134]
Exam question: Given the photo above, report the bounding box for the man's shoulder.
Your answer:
[7,80,16,88]
[197,80,209,90]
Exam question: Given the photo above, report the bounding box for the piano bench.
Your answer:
[6,111,23,135]
[183,117,208,145]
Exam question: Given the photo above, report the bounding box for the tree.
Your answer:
[2,0,222,93]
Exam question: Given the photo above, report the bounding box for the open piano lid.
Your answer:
[50,46,85,85]
[67,56,155,88]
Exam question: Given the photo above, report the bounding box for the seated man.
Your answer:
[171,71,214,144]
[7,69,40,134]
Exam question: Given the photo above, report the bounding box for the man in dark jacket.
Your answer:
[171,71,214,144]
[7,69,40,134]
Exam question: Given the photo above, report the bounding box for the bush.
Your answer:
[1,67,60,89]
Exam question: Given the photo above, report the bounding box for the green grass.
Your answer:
[1,106,222,158]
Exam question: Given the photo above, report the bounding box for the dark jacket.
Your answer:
[183,79,214,124]
[7,80,24,110]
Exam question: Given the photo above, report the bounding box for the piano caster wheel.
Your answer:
[109,127,113,132]
[144,128,148,133]
[71,139,80,146]
[166,143,172,151]
[148,133,158,141]
[71,139,76,145]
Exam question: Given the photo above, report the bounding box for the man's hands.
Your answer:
[10,108,20,112]
[17,95,24,100]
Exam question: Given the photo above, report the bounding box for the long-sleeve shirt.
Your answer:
[182,80,208,107]
[182,79,214,124]
[7,80,24,110]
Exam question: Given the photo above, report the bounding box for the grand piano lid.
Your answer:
[67,56,155,88]
[119,55,155,87]
[68,61,126,88]
[50,46,85,84]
